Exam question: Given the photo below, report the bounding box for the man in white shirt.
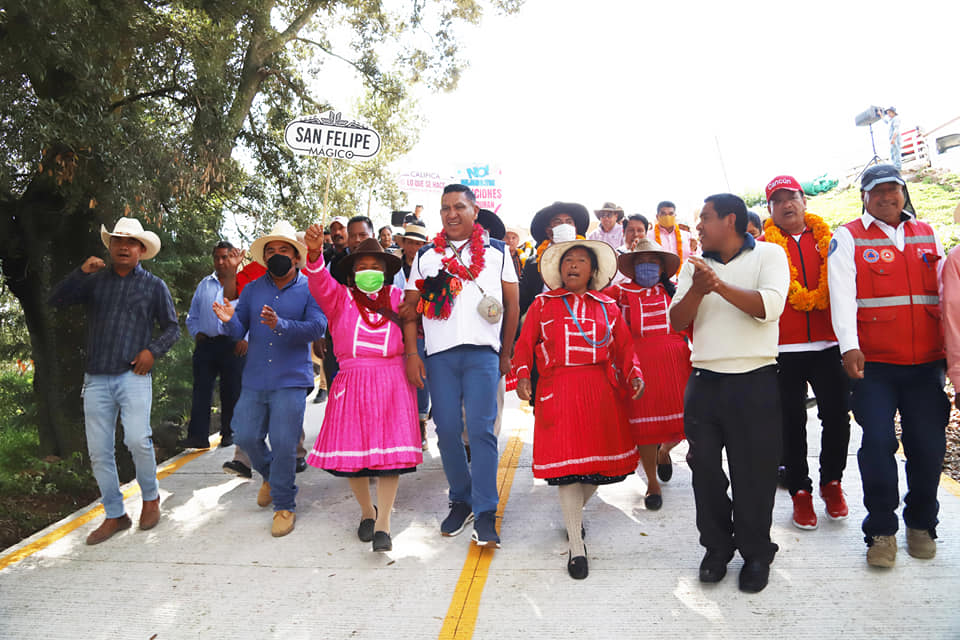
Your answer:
[669,193,789,593]
[403,184,519,548]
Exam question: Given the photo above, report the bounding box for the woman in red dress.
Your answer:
[513,238,644,580]
[604,238,691,511]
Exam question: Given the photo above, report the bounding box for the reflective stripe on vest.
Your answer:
[852,234,937,247]
[856,294,940,308]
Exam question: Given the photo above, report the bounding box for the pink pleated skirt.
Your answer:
[307,355,422,474]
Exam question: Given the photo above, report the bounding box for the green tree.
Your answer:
[0,0,522,457]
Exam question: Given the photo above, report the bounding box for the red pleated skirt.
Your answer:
[532,363,639,480]
[626,333,691,445]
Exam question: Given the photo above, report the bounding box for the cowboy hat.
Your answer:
[594,202,625,222]
[477,208,506,241]
[540,239,618,291]
[616,238,681,279]
[530,202,590,244]
[100,217,161,260]
[402,221,429,243]
[338,237,403,281]
[249,220,309,267]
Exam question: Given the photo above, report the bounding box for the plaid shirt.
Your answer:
[50,264,180,374]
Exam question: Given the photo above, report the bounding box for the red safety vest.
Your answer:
[766,228,837,346]
[846,217,944,365]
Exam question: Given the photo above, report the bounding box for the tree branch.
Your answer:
[294,37,403,99]
[108,86,188,112]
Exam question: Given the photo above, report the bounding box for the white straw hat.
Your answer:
[249,220,309,267]
[540,239,618,291]
[100,218,161,260]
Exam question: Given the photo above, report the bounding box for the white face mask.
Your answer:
[552,223,576,243]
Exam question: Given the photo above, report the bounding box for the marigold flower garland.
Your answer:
[654,224,683,273]
[762,213,831,312]
[416,223,485,320]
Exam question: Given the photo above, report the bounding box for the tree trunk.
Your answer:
[2,178,100,457]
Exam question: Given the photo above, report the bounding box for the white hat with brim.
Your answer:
[100,217,161,261]
[540,239,618,291]
[249,220,309,268]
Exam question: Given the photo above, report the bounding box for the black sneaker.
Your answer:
[738,559,770,593]
[440,501,474,536]
[296,457,307,473]
[222,460,252,479]
[471,510,500,548]
[219,433,234,448]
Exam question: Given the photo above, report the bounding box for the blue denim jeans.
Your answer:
[851,361,950,540]
[233,387,307,512]
[416,336,430,420]
[426,345,500,515]
[82,371,159,519]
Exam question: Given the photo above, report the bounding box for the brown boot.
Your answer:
[257,481,273,507]
[139,497,160,530]
[86,514,132,545]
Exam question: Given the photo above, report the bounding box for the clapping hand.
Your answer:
[688,256,720,296]
[212,297,235,322]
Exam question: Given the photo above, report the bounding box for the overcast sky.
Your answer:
[392,0,960,230]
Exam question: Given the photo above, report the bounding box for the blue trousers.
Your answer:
[851,361,949,540]
[82,372,158,518]
[233,387,308,512]
[426,345,500,515]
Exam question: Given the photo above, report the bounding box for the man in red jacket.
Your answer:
[827,164,949,568]
[762,176,851,531]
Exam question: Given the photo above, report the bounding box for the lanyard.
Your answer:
[562,295,611,347]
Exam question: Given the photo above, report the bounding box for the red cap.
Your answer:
[765,175,803,201]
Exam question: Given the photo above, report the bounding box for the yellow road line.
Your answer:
[0,435,219,571]
[439,427,525,640]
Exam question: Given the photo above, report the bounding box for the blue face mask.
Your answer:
[634,262,661,287]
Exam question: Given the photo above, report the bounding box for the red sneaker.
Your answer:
[791,490,818,530]
[820,480,849,520]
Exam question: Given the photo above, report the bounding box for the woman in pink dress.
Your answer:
[302,231,422,552]
[604,238,691,511]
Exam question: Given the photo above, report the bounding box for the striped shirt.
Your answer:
[49,264,180,374]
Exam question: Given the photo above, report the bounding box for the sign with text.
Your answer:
[284,111,382,159]
[455,163,504,213]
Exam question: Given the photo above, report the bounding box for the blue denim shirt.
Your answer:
[224,270,327,390]
[49,264,180,375]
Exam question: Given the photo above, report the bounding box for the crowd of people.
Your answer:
[50,164,959,593]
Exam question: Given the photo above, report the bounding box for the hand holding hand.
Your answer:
[212,297,235,323]
[131,349,154,375]
[516,378,532,402]
[82,256,106,273]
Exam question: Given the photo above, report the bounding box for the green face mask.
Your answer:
[354,269,385,293]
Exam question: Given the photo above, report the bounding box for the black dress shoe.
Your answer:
[312,389,328,404]
[222,460,252,479]
[219,433,234,447]
[372,530,392,552]
[296,457,307,473]
[177,436,210,450]
[358,506,378,542]
[567,548,589,580]
[644,493,663,511]
[738,559,770,593]
[699,549,732,583]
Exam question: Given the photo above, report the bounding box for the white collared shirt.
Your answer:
[406,237,518,356]
[827,211,945,355]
